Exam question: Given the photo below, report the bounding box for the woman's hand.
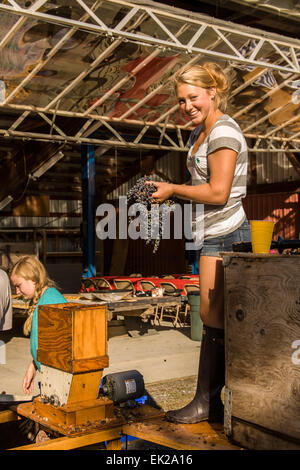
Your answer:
[146,181,174,204]
[22,360,37,395]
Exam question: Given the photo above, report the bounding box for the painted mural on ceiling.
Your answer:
[0,1,181,117]
[0,0,299,150]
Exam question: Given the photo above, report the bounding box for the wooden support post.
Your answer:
[106,438,122,450]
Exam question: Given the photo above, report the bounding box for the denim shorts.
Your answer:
[199,219,251,257]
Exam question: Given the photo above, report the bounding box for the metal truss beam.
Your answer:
[0,0,300,73]
[0,0,299,152]
[1,125,300,152]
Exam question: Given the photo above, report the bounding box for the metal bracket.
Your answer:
[224,386,232,437]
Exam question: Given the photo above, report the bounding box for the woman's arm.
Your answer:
[150,148,237,205]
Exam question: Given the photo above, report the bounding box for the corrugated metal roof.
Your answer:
[0,0,299,154]
[230,0,300,21]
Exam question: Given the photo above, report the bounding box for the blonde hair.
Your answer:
[10,255,57,336]
[174,62,230,111]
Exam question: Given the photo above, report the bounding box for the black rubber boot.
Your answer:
[165,325,225,424]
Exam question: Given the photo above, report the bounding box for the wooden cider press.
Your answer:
[16,303,159,436]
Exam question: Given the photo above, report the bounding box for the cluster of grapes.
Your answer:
[126,176,177,253]
[126,176,157,210]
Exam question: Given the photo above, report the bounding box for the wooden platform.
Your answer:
[123,418,242,451]
[1,407,242,450]
[13,400,164,437]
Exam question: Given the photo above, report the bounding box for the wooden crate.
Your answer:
[223,253,300,450]
[37,303,109,374]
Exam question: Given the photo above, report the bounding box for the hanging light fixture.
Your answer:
[30,151,64,180]
[0,195,13,211]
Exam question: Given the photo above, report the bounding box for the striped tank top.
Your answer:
[187,114,248,240]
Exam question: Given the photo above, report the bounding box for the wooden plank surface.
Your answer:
[230,418,300,450]
[123,418,242,451]
[0,410,19,424]
[106,438,122,450]
[73,306,107,362]
[9,427,123,450]
[33,396,114,428]
[67,371,103,404]
[37,304,109,373]
[224,255,300,443]
[71,356,109,373]
[6,403,241,450]
[37,305,73,372]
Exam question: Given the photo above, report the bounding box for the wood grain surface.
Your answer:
[123,419,241,451]
[224,255,300,446]
[37,305,73,372]
[37,304,108,373]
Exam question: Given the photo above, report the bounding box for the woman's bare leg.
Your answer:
[199,256,224,328]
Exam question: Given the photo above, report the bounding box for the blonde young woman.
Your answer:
[10,256,67,395]
[148,62,250,424]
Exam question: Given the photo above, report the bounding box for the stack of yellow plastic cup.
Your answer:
[250,220,275,254]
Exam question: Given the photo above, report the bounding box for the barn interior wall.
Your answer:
[243,192,300,240]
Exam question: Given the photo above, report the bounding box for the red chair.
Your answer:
[183,284,200,295]
[159,282,181,326]
[94,278,112,290]
[140,280,156,292]
[113,279,135,293]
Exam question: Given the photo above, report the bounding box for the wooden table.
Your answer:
[13,295,183,319]
[105,296,182,317]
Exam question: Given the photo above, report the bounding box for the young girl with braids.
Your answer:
[148,62,250,424]
[10,256,67,395]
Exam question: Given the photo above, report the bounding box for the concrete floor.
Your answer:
[0,322,200,401]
